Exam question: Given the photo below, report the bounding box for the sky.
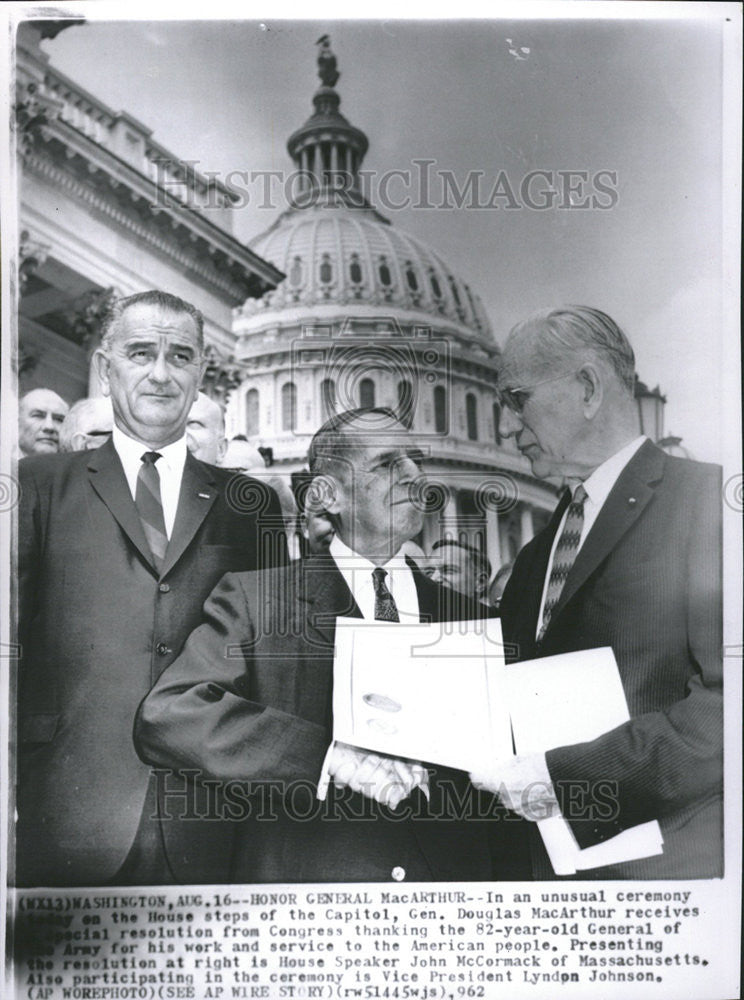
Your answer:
[33,8,737,463]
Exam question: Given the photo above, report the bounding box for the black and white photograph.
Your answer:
[1,2,741,998]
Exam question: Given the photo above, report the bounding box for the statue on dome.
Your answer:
[316,35,340,88]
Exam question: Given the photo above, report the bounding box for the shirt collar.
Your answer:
[112,423,188,474]
[579,435,647,506]
[329,533,409,570]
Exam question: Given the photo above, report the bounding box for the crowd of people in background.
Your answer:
[17,385,513,605]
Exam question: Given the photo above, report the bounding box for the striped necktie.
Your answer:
[538,483,587,641]
[372,567,400,622]
[135,451,168,572]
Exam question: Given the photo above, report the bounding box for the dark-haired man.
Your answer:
[426,537,491,603]
[17,290,286,886]
[137,408,520,882]
[18,387,69,456]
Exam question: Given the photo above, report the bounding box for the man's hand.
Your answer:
[470,753,560,821]
[329,742,428,809]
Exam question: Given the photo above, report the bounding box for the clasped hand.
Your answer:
[328,741,428,809]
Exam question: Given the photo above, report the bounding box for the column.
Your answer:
[87,350,104,397]
[330,142,339,179]
[520,504,534,546]
[486,508,502,575]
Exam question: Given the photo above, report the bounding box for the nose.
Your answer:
[498,404,522,439]
[393,458,419,487]
[41,412,55,430]
[149,348,172,384]
[428,566,441,583]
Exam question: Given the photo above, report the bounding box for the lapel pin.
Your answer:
[198,492,211,499]
[628,496,637,505]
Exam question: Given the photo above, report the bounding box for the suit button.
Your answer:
[159,583,170,593]
[391,866,406,882]
[156,642,171,656]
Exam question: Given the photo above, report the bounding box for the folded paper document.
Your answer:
[331,616,512,773]
[504,647,664,875]
[329,623,663,874]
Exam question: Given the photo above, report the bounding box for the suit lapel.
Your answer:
[545,440,665,632]
[298,554,362,649]
[87,440,156,572]
[160,453,218,578]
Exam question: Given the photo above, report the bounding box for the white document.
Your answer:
[504,647,664,875]
[331,616,512,773]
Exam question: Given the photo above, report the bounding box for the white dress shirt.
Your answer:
[329,534,422,622]
[317,534,426,801]
[112,425,187,539]
[537,435,647,636]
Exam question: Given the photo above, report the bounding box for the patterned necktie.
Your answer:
[135,451,168,572]
[372,567,400,622]
[538,483,587,641]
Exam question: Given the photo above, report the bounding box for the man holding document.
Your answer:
[472,306,722,879]
[137,408,521,882]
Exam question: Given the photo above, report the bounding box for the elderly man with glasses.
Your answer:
[472,305,722,880]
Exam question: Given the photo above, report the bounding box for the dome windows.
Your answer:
[378,257,392,287]
[405,263,418,292]
[429,269,442,302]
[433,385,448,434]
[359,378,375,408]
[282,382,297,431]
[320,378,336,419]
[492,400,502,445]
[289,255,303,287]
[466,393,478,441]
[319,253,333,285]
[349,253,363,285]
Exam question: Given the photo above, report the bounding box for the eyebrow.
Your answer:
[120,337,196,351]
[366,448,420,470]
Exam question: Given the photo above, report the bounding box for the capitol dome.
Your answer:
[244,205,494,346]
[229,38,557,568]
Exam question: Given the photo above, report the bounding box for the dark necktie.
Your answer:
[538,483,587,641]
[135,451,168,572]
[372,567,400,622]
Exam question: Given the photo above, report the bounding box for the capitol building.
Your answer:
[230,40,558,567]
[20,25,679,571]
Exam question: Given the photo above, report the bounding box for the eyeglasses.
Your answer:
[497,370,578,414]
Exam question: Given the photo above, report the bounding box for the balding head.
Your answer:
[19,388,69,456]
[186,392,227,465]
[59,397,114,452]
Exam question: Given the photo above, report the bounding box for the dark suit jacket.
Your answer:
[499,440,722,879]
[135,556,520,883]
[16,439,286,886]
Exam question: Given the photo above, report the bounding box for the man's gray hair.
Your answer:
[505,305,636,393]
[307,407,402,477]
[99,290,205,352]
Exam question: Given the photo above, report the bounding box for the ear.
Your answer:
[93,349,111,396]
[578,363,603,418]
[216,436,228,464]
[475,570,489,598]
[307,474,341,516]
[70,431,86,452]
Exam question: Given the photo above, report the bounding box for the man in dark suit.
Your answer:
[471,306,722,879]
[16,290,286,887]
[136,408,521,883]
